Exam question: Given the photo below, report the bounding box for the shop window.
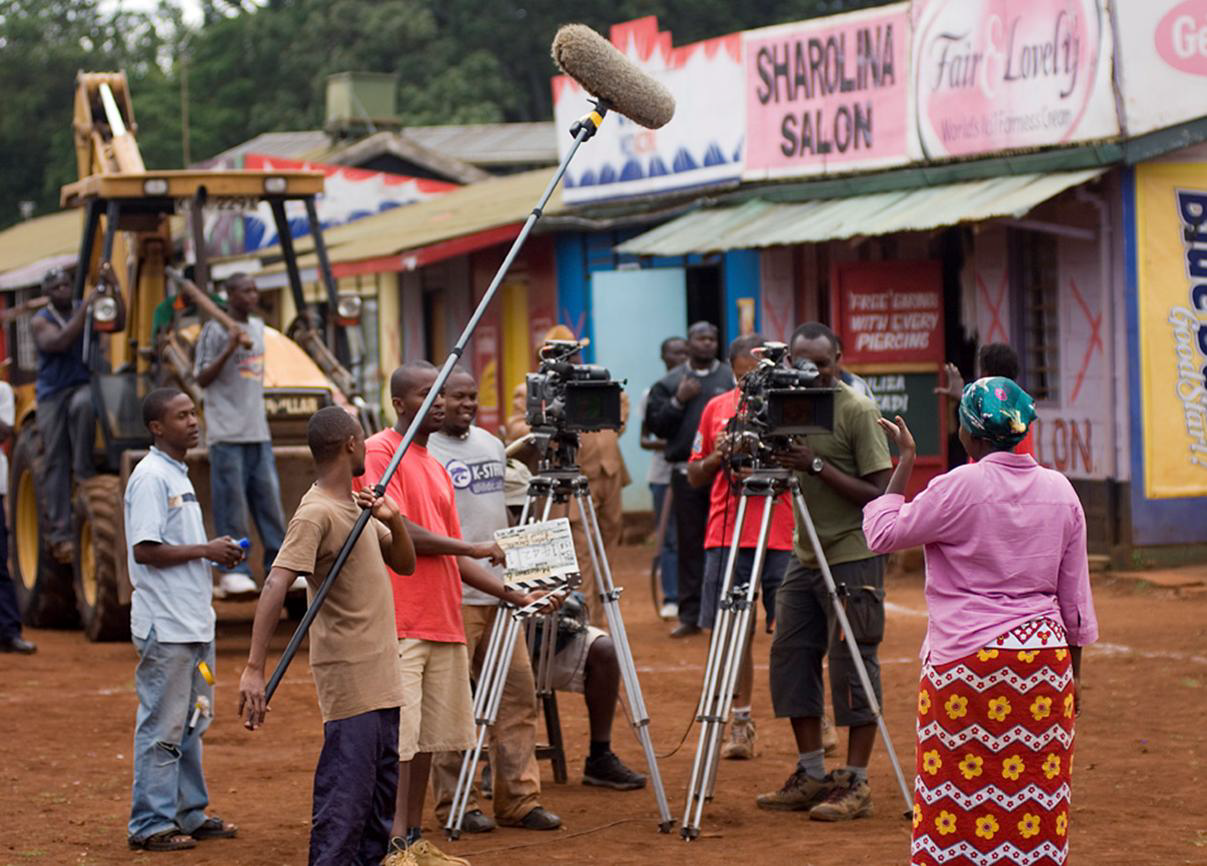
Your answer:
[1010,229,1059,402]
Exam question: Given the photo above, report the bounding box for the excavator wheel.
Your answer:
[73,474,130,642]
[9,423,79,628]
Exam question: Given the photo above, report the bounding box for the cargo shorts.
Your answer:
[768,555,886,727]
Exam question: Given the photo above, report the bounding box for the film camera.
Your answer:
[525,340,624,434]
[726,341,836,465]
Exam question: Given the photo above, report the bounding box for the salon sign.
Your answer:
[910,0,1118,159]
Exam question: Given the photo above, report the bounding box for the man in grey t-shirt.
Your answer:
[192,274,286,598]
[427,368,560,833]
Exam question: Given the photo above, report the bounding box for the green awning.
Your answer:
[615,169,1105,256]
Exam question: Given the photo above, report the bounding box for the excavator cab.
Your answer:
[11,72,378,640]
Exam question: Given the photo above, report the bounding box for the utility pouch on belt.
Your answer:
[841,584,886,645]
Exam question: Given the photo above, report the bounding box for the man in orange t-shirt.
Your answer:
[360,361,552,864]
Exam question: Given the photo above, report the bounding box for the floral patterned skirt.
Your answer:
[911,617,1076,866]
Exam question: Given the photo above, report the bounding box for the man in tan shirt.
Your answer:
[507,326,629,624]
[238,407,417,866]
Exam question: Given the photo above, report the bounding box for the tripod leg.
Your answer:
[681,495,750,838]
[445,612,524,839]
[790,484,913,816]
[574,488,674,832]
[686,493,774,838]
[701,495,773,801]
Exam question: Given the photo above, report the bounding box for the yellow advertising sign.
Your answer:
[1134,163,1207,498]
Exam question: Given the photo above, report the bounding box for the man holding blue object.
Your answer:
[125,387,244,851]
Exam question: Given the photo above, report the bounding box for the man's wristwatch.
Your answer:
[808,456,824,475]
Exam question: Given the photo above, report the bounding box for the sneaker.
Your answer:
[289,575,307,592]
[659,602,679,620]
[808,769,874,822]
[755,767,836,811]
[406,839,469,866]
[216,572,258,599]
[721,718,757,760]
[583,751,647,790]
[821,715,838,757]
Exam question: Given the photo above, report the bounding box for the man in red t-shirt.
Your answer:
[687,335,797,763]
[360,361,550,865]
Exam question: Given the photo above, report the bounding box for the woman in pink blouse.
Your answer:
[864,377,1097,866]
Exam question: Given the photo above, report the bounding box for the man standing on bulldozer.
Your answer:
[193,273,286,598]
[31,267,125,564]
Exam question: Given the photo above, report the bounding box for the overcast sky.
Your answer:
[101,0,206,28]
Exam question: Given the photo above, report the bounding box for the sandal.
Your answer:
[128,829,197,851]
[191,815,238,840]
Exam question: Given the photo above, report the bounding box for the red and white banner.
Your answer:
[744,3,915,180]
[910,0,1118,159]
[241,154,456,251]
[552,17,745,204]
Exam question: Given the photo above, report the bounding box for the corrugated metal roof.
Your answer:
[616,170,1105,256]
[0,210,82,289]
[203,123,557,171]
[405,123,557,167]
[0,210,185,290]
[203,130,333,167]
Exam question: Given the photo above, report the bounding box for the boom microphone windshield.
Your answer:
[552,24,675,129]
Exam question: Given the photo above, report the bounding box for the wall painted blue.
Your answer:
[723,249,761,345]
[555,230,766,361]
[554,233,593,362]
[1121,167,1207,546]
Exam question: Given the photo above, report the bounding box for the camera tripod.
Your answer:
[681,465,912,840]
[446,446,674,838]
[444,570,580,840]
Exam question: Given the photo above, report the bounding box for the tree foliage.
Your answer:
[0,0,883,229]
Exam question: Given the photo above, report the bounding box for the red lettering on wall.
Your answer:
[1032,417,1095,476]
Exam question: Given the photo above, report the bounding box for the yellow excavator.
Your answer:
[9,72,377,640]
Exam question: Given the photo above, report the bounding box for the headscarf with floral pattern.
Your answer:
[958,376,1037,450]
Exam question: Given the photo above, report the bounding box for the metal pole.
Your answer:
[264,112,604,703]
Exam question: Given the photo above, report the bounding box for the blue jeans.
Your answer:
[698,547,789,631]
[129,628,215,840]
[209,441,286,577]
[650,482,678,603]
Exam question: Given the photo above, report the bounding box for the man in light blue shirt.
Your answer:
[125,387,245,852]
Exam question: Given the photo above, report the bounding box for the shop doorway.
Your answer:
[686,263,723,342]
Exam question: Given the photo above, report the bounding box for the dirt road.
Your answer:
[2,547,1205,865]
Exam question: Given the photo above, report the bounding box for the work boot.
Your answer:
[583,751,647,790]
[755,767,836,811]
[405,839,469,866]
[458,808,495,834]
[499,806,561,830]
[821,715,838,756]
[808,769,873,822]
[721,718,756,760]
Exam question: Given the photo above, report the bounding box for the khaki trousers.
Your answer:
[431,604,542,824]
[549,470,624,625]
